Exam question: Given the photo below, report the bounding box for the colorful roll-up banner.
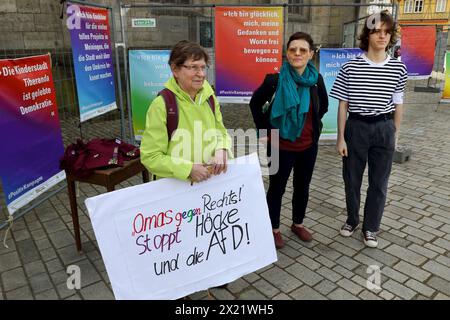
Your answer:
[401,26,436,80]
[0,55,66,215]
[319,48,363,139]
[441,52,450,102]
[129,50,171,140]
[215,7,283,103]
[66,3,117,122]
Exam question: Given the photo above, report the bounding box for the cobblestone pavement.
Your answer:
[1,90,449,300]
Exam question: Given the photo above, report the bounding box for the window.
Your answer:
[404,0,413,13]
[436,0,447,12]
[288,0,304,15]
[414,0,424,13]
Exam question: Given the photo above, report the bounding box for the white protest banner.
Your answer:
[85,153,277,300]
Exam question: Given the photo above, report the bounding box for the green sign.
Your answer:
[132,18,156,28]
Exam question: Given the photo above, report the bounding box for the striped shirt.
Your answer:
[329,53,408,116]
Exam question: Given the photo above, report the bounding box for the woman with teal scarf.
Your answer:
[250,32,328,249]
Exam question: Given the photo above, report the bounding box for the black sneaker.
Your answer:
[340,223,359,237]
[362,230,378,248]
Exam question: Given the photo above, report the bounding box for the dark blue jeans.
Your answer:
[267,144,318,229]
[343,117,396,232]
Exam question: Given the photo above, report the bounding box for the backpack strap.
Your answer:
[158,89,216,140]
[207,95,215,115]
[158,88,178,139]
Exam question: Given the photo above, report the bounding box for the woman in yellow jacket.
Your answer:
[140,41,231,182]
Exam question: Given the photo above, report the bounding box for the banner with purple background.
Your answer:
[0,55,66,215]
[401,26,436,80]
[66,3,117,122]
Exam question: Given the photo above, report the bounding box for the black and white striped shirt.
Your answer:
[329,54,408,116]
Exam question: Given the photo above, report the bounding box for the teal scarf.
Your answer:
[270,61,318,142]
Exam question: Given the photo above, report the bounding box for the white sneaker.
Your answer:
[363,231,378,248]
[340,223,358,237]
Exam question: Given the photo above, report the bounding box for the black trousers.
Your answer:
[267,144,318,229]
[343,117,396,232]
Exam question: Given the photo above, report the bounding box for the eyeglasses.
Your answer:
[181,64,209,73]
[370,29,392,36]
[287,47,310,55]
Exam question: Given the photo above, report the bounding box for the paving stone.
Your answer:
[34,238,52,251]
[382,266,409,283]
[378,232,412,247]
[29,273,54,294]
[252,278,280,298]
[329,242,358,257]
[41,248,59,264]
[2,267,28,291]
[360,247,400,267]
[394,261,431,282]
[298,246,319,259]
[226,278,250,295]
[30,228,48,241]
[422,261,450,282]
[5,285,33,300]
[16,239,41,264]
[48,229,75,249]
[272,293,292,300]
[333,265,354,279]
[50,269,68,285]
[401,226,435,242]
[261,266,303,294]
[424,242,446,255]
[336,278,364,296]
[64,294,82,300]
[55,282,77,299]
[311,224,339,239]
[328,288,359,300]
[187,291,208,300]
[384,244,427,266]
[274,251,295,269]
[45,258,64,274]
[418,217,443,229]
[432,238,450,251]
[290,286,327,300]
[76,259,102,288]
[242,273,260,284]
[278,244,301,259]
[378,290,395,300]
[335,256,360,270]
[313,244,342,261]
[56,245,86,265]
[358,290,382,300]
[383,279,416,300]
[405,279,435,298]
[237,288,267,300]
[311,232,334,245]
[314,255,336,268]
[407,243,439,259]
[44,218,68,233]
[79,281,115,300]
[334,236,366,251]
[296,255,321,270]
[35,289,59,300]
[0,252,22,273]
[314,279,337,296]
[23,260,46,277]
[434,293,450,300]
[316,266,342,283]
[285,264,323,287]
[12,228,31,242]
